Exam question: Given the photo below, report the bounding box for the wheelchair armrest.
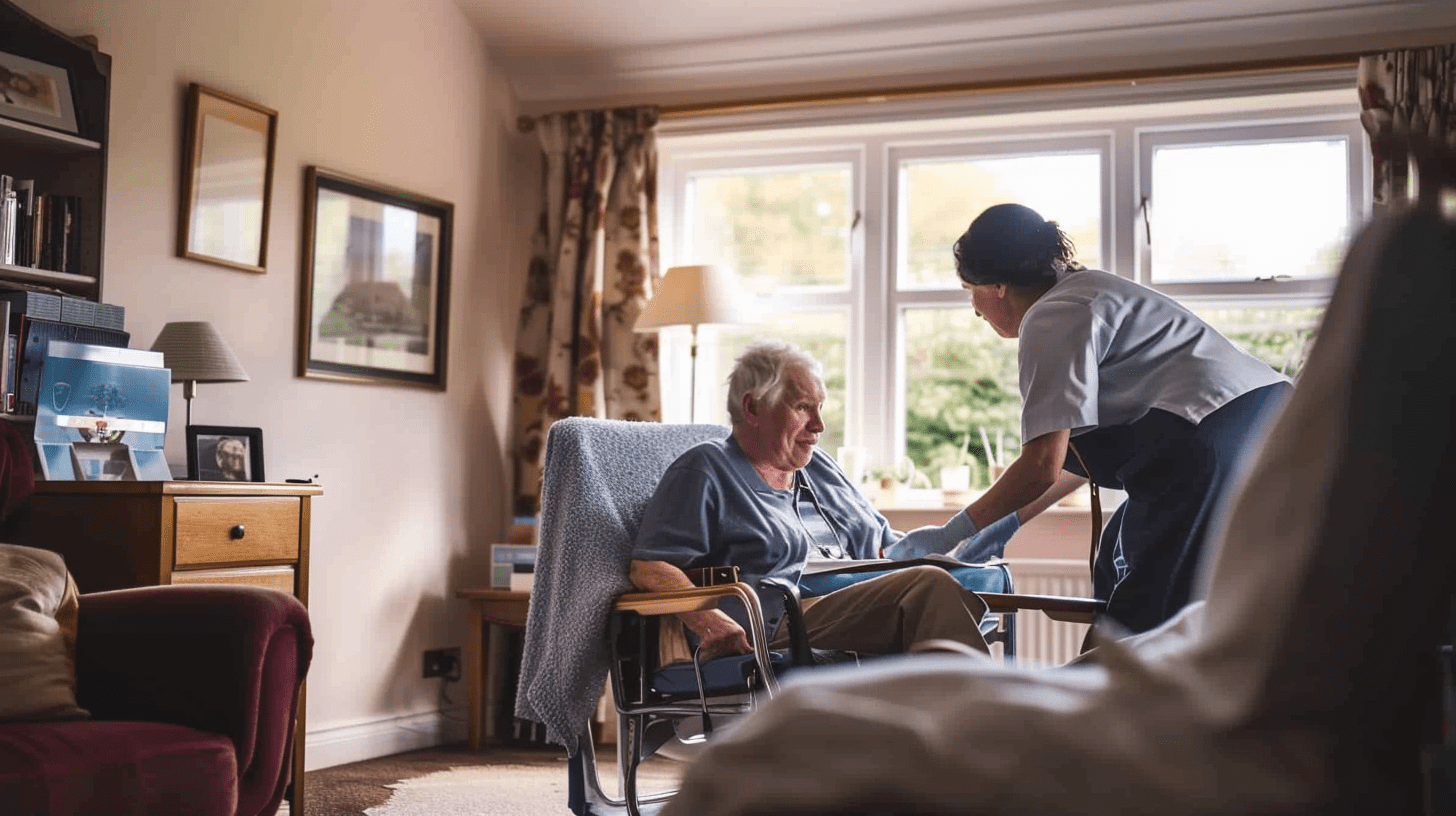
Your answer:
[756,577,813,668]
[614,583,782,694]
[976,592,1106,624]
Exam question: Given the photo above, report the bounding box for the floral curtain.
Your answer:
[510,107,662,516]
[1358,44,1456,206]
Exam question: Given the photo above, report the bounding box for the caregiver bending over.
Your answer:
[951,203,1291,635]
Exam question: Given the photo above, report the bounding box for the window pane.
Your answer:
[1191,305,1323,378]
[701,311,849,455]
[899,153,1102,288]
[1150,139,1351,283]
[687,165,852,290]
[903,308,1021,489]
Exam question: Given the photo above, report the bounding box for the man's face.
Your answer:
[748,366,826,473]
[217,439,246,478]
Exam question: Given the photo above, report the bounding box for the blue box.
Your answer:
[34,341,171,481]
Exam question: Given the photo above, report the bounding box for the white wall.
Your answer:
[16,0,534,768]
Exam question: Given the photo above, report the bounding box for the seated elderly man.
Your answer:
[630,339,1023,660]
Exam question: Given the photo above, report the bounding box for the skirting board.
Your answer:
[305,706,470,772]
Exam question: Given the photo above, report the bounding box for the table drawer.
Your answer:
[174,497,301,567]
[171,565,296,594]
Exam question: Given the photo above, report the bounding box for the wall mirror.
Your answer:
[177,83,277,273]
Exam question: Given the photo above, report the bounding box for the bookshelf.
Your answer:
[0,0,110,300]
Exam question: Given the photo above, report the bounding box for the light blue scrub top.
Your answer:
[1017,268,1289,443]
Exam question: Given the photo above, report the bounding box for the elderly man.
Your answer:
[630,339,1022,660]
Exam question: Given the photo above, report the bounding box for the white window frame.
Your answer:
[657,70,1367,472]
[1134,113,1369,301]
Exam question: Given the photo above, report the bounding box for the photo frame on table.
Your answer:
[187,425,265,482]
[177,83,277,273]
[298,166,452,390]
[0,49,78,134]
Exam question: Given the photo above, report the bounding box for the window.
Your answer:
[658,74,1366,492]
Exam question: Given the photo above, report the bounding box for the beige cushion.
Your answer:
[0,544,88,721]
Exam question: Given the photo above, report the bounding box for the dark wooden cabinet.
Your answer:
[0,0,110,298]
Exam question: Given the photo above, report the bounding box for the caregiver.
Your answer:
[949,203,1292,635]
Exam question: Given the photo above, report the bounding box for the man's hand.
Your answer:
[631,559,753,658]
[685,610,752,659]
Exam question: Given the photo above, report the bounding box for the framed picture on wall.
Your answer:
[297,166,453,390]
[187,425,265,482]
[0,49,78,134]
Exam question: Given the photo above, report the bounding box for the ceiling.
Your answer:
[454,0,1456,111]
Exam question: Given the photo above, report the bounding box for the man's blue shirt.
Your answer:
[632,436,895,634]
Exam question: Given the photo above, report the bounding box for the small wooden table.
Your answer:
[455,588,531,750]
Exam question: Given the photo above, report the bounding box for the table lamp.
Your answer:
[634,264,750,421]
[149,321,249,427]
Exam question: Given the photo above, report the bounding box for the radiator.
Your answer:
[1004,559,1092,667]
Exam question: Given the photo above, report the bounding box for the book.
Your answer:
[0,288,126,333]
[0,289,62,321]
[0,300,9,410]
[13,179,35,268]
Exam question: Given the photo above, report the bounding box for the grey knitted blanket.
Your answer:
[514,417,730,754]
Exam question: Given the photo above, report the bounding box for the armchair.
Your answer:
[0,583,312,816]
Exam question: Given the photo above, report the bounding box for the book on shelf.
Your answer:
[0,176,14,266]
[0,300,10,413]
[0,174,82,276]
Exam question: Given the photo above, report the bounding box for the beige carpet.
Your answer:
[306,744,685,816]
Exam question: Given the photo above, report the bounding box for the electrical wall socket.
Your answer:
[422,647,461,680]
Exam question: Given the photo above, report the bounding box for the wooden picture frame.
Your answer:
[298,166,452,390]
[0,49,78,134]
[187,425,265,482]
[177,83,276,273]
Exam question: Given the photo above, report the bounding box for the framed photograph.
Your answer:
[177,83,277,273]
[187,425,265,482]
[298,166,452,390]
[0,49,78,134]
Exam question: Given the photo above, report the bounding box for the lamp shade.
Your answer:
[634,264,752,331]
[149,321,249,383]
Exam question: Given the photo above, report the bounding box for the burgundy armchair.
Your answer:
[0,584,312,816]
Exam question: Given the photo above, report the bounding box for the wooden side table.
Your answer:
[26,479,322,816]
[455,588,530,750]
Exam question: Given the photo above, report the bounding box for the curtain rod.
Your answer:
[516,53,1358,133]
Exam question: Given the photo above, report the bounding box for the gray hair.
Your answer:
[726,340,823,427]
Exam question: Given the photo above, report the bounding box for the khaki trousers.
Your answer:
[769,565,990,655]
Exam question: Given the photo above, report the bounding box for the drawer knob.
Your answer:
[229,524,246,540]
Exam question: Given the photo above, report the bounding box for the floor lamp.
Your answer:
[634,264,748,422]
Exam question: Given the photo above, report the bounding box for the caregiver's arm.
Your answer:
[1020,470,1088,521]
[964,429,1070,530]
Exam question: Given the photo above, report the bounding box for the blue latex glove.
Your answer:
[884,509,1020,561]
[948,511,1019,563]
